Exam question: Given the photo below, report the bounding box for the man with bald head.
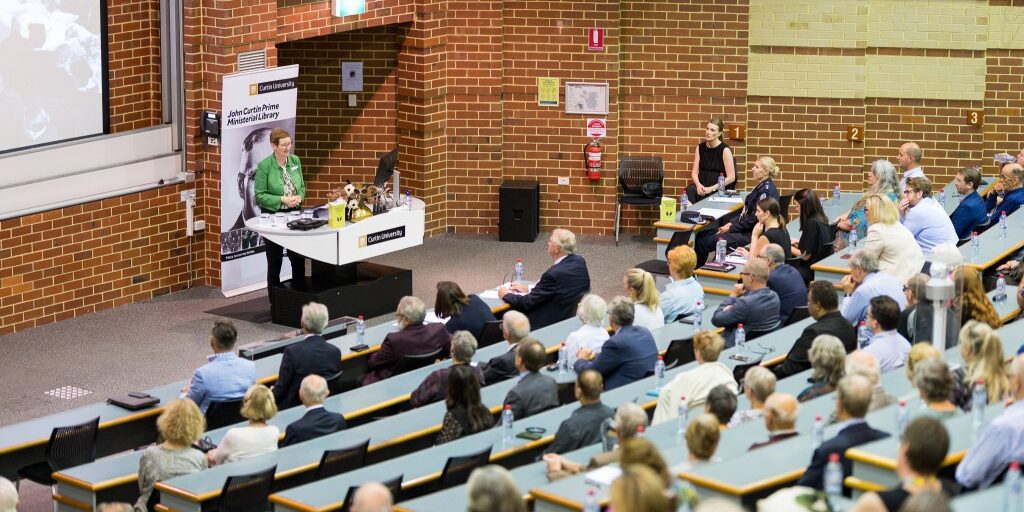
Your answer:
[350,481,392,512]
[749,393,800,450]
[499,228,591,330]
[280,374,345,447]
[711,258,781,347]
[985,162,1024,221]
[957,354,1024,489]
[896,142,925,192]
[545,369,614,454]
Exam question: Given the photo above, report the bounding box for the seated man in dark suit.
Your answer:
[273,302,342,409]
[773,281,857,380]
[280,375,346,447]
[749,393,799,450]
[711,258,781,347]
[502,338,559,419]
[481,311,531,384]
[949,165,988,240]
[544,369,615,455]
[410,330,485,407]
[797,374,889,494]
[763,244,808,326]
[573,296,658,390]
[363,296,452,385]
[499,229,591,330]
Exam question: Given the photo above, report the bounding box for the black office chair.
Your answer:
[205,398,245,430]
[314,439,369,480]
[663,337,696,369]
[340,475,404,511]
[615,156,665,245]
[17,416,100,509]
[733,360,763,388]
[323,370,346,396]
[635,230,693,276]
[439,446,493,489]
[392,347,444,377]
[786,306,810,326]
[217,465,277,512]
[557,382,577,405]
[477,320,505,348]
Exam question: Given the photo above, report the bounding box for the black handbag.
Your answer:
[641,181,663,198]
[287,218,328,231]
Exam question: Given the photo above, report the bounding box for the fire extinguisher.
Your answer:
[584,138,602,181]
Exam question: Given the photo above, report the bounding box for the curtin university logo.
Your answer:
[248,78,298,96]
[359,226,406,248]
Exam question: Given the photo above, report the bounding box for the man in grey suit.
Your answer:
[482,311,531,383]
[711,258,781,347]
[503,338,559,420]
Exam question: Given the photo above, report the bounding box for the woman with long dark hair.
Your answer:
[436,365,495,444]
[434,281,496,340]
[790,188,830,282]
[736,197,789,260]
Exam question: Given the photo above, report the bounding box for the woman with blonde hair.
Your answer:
[951,320,1011,411]
[837,159,901,241]
[905,343,942,385]
[661,245,704,323]
[624,268,664,330]
[207,385,279,466]
[862,194,924,283]
[135,400,207,511]
[610,465,673,512]
[956,266,1001,329]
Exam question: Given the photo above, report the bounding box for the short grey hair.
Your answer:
[502,310,530,343]
[764,393,799,426]
[810,335,847,386]
[914,358,953,403]
[397,296,426,325]
[451,331,478,363]
[763,244,786,266]
[551,229,577,255]
[577,294,607,326]
[607,296,635,327]
[301,302,330,334]
[849,249,880,273]
[745,258,771,283]
[930,243,963,268]
[467,465,524,512]
[615,402,648,439]
[846,350,882,385]
[744,366,777,403]
[300,374,329,404]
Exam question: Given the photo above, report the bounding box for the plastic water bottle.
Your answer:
[654,356,665,389]
[718,173,726,197]
[693,299,704,331]
[971,231,980,261]
[1001,211,1008,239]
[812,415,825,449]
[833,183,841,206]
[896,400,909,439]
[734,323,746,351]
[848,229,858,249]
[681,193,691,212]
[857,321,872,349]
[1005,461,1023,512]
[972,379,987,434]
[677,395,689,435]
[583,488,599,512]
[513,258,524,283]
[996,274,1008,303]
[501,405,514,444]
[715,238,727,263]
[405,189,412,207]
[824,453,844,500]
[939,189,946,205]
[356,315,365,345]
[558,342,569,375]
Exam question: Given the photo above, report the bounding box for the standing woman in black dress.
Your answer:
[686,117,737,204]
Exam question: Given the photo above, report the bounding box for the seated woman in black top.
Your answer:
[435,281,496,341]
[736,197,790,261]
[850,416,954,512]
[790,189,830,283]
[435,365,495,444]
[686,117,737,204]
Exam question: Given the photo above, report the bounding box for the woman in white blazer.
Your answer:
[862,194,925,283]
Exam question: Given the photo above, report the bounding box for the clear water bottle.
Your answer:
[996,273,1008,303]
[1001,211,1008,239]
[502,404,514,444]
[896,400,909,439]
[356,315,366,345]
[857,320,872,349]
[972,379,987,433]
[734,323,746,350]
[833,183,841,206]
[939,189,946,205]
[1006,461,1023,512]
[513,258,524,283]
[558,342,569,375]
[848,229,858,249]
[583,488,599,512]
[693,299,704,331]
[405,189,412,207]
[824,453,844,500]
[971,231,980,261]
[715,238,727,263]
[681,193,691,212]
[677,395,689,435]
[812,415,825,449]
[718,173,726,198]
[654,355,665,389]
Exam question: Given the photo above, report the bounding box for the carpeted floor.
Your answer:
[1,233,656,510]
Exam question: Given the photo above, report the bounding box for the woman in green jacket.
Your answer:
[255,128,307,288]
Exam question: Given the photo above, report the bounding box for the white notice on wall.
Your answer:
[341,62,363,91]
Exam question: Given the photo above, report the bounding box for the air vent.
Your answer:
[237,50,267,72]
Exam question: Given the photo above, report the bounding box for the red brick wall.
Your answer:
[984,50,1024,177]
[107,0,163,132]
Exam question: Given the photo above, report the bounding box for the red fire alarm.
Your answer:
[588,28,604,51]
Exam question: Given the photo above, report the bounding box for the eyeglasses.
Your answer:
[739,272,752,277]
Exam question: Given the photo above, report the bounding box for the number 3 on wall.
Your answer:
[966,110,984,127]
[846,126,864,142]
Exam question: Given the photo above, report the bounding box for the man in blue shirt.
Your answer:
[763,243,807,326]
[956,354,1024,489]
[862,296,910,373]
[984,162,1024,220]
[949,165,988,240]
[711,258,781,347]
[183,320,256,412]
[841,249,906,326]
[899,177,958,255]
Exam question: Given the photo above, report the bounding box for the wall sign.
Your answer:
[588,28,604,51]
[966,110,984,127]
[846,126,864,142]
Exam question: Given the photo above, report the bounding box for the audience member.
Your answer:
[684,414,722,466]
[789,188,831,283]
[545,402,648,481]
[729,366,775,427]
[841,249,907,325]
[899,490,951,512]
[350,482,392,512]
[899,177,958,255]
[704,384,737,429]
[949,165,988,239]
[774,280,857,379]
[898,269,958,348]
[503,338,559,419]
[364,296,452,385]
[896,142,925,193]
[862,194,925,283]
[736,197,790,260]
[844,350,897,416]
[545,370,614,454]
[574,296,658,390]
[436,365,495,444]
[749,393,800,450]
[763,243,807,325]
[653,331,737,425]
[499,229,591,329]
[904,343,942,385]
[620,437,673,488]
[208,385,279,466]
[624,268,664,330]
[862,296,911,373]
[410,330,484,407]
[956,354,1024,489]
[838,159,901,241]
[466,465,526,512]
[711,258,781,347]
[660,245,705,323]
[851,417,952,512]
[984,162,1024,219]
[797,374,889,492]
[797,335,846,402]
[280,375,345,447]
[912,359,957,421]
[694,156,780,267]
[686,117,736,204]
[183,320,255,413]
[434,280,496,341]
[135,400,206,511]
[957,266,1001,329]
[563,294,610,358]
[951,320,1011,411]
[274,302,341,408]
[610,465,672,512]
[482,311,530,383]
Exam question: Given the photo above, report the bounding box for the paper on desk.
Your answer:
[479,284,532,299]
[584,465,622,487]
[724,254,749,265]
[710,196,744,204]
[698,208,732,219]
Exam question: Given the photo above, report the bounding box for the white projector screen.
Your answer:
[0,0,108,154]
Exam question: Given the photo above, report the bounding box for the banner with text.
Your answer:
[220,65,299,296]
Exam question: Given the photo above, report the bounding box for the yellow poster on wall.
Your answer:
[538,78,559,107]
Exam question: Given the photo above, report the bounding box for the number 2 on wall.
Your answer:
[847,126,864,142]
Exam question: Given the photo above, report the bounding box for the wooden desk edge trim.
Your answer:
[761,354,787,367]
[844,476,887,493]
[53,493,93,511]
[653,221,697,231]
[54,470,138,492]
[695,269,742,281]
[269,493,331,512]
[344,394,411,420]
[966,241,1024,271]
[530,487,582,511]
[811,264,849,275]
[703,286,734,297]
[680,468,804,495]
[845,448,897,471]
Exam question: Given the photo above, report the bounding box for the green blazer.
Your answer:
[255,154,306,212]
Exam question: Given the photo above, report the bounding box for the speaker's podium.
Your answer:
[246,205,424,327]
